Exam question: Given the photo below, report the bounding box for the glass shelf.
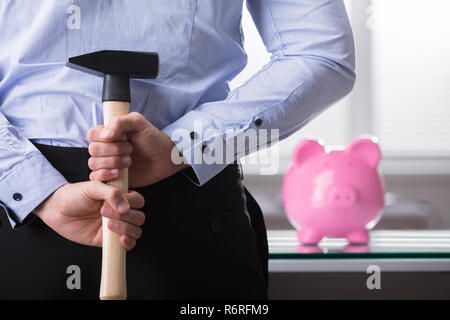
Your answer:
[268,230,450,259]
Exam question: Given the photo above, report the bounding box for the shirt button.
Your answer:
[210,221,221,233]
[190,131,198,140]
[255,119,263,126]
[13,193,22,201]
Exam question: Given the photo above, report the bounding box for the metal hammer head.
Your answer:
[66,50,159,102]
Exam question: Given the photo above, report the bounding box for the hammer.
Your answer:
[66,50,159,300]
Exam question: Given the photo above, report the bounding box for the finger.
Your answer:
[124,191,145,209]
[86,125,104,142]
[120,235,136,251]
[101,205,145,226]
[88,155,132,171]
[108,219,142,240]
[83,181,130,213]
[100,112,150,141]
[87,125,128,142]
[89,168,120,182]
[89,141,132,157]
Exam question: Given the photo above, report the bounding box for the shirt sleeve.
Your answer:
[162,0,356,185]
[0,112,68,228]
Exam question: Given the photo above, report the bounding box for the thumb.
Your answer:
[100,112,149,141]
[82,181,130,213]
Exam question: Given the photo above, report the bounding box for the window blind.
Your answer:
[371,0,450,157]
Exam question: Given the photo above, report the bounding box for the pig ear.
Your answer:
[292,139,324,170]
[346,138,381,167]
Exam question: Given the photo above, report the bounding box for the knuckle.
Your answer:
[109,187,122,200]
[86,129,93,140]
[130,112,144,126]
[115,156,125,167]
[114,143,122,154]
[110,116,120,127]
[88,143,98,155]
[136,227,143,239]
[139,196,145,208]
[127,240,136,251]
[86,127,97,141]
[111,117,122,131]
[129,112,141,120]
[118,207,128,217]
[91,180,105,191]
[113,221,123,233]
[92,127,104,140]
[92,180,103,187]
[90,172,102,182]
[101,169,110,180]
[138,212,146,225]
[123,223,132,235]
[122,142,132,154]
[88,157,96,170]
[134,200,144,210]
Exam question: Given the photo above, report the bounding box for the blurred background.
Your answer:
[231,0,450,231]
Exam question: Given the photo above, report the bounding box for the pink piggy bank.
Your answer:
[282,138,385,245]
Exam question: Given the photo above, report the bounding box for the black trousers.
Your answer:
[0,142,268,299]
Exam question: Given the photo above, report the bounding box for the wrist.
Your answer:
[166,140,190,171]
[146,138,189,185]
[32,184,63,220]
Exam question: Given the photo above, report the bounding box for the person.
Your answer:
[0,0,355,299]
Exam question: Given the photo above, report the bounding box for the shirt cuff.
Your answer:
[162,110,231,186]
[0,153,68,228]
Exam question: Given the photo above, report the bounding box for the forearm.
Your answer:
[163,0,355,185]
[0,112,67,228]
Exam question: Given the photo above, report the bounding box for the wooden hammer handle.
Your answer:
[99,101,129,300]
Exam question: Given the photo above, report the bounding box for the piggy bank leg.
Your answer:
[297,229,323,245]
[346,229,370,244]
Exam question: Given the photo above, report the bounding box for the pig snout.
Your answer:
[327,186,357,208]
